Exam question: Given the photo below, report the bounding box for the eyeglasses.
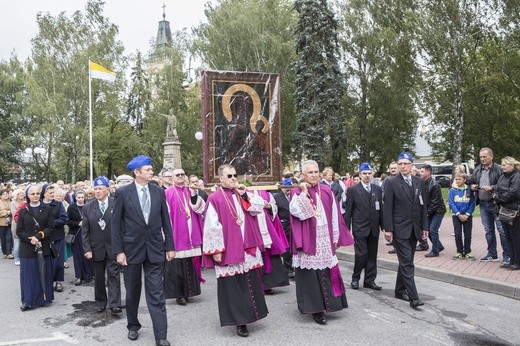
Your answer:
[227,174,238,178]
[174,173,186,177]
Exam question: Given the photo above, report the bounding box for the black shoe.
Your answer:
[350,280,359,289]
[74,278,82,286]
[312,312,327,325]
[176,297,187,305]
[20,304,31,311]
[54,282,63,292]
[96,306,106,313]
[410,299,424,308]
[363,282,382,290]
[128,330,138,341]
[508,264,520,270]
[155,339,170,346]
[264,289,274,295]
[395,292,410,301]
[110,307,122,314]
[500,263,511,268]
[388,249,396,254]
[236,325,249,337]
[424,251,439,258]
[287,271,295,279]
[416,245,429,251]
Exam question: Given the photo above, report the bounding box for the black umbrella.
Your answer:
[35,245,46,301]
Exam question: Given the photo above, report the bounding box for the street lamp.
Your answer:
[25,147,46,181]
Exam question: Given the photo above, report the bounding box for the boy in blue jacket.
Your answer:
[448,173,476,259]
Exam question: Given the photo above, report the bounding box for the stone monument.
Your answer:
[161,108,182,169]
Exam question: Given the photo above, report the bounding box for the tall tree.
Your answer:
[126,51,151,136]
[418,0,500,166]
[0,56,27,180]
[193,0,297,165]
[293,0,345,170]
[339,0,421,172]
[25,0,126,181]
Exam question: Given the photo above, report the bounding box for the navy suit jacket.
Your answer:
[82,197,115,261]
[382,174,428,240]
[111,182,174,264]
[344,182,383,238]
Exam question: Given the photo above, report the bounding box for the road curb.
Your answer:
[336,252,520,300]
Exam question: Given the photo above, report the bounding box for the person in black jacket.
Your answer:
[469,147,510,263]
[17,185,55,311]
[67,190,93,286]
[492,157,520,270]
[273,177,294,278]
[40,184,69,293]
[420,165,447,257]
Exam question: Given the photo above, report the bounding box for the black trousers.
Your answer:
[393,234,419,300]
[502,217,520,266]
[352,233,379,283]
[92,257,121,308]
[124,260,168,340]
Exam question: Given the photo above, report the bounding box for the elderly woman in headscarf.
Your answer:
[16,185,55,311]
[67,189,93,285]
[40,184,69,293]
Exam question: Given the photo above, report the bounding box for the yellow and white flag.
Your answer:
[89,61,116,82]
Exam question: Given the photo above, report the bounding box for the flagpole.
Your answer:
[88,60,94,183]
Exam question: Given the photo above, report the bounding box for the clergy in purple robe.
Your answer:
[202,164,269,338]
[254,189,290,293]
[164,168,205,306]
[289,160,354,325]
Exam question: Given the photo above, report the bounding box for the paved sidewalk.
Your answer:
[337,216,520,300]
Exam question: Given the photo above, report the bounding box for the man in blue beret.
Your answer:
[382,152,429,309]
[82,176,122,315]
[344,162,384,291]
[111,155,176,346]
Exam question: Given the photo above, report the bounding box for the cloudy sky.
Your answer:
[0,0,213,60]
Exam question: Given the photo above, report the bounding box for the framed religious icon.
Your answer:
[201,70,282,185]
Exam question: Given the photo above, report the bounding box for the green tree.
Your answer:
[0,56,27,180]
[126,51,151,135]
[193,0,297,165]
[293,0,345,170]
[25,0,127,181]
[339,0,421,173]
[418,0,500,166]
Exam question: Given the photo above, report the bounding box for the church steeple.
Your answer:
[155,3,172,50]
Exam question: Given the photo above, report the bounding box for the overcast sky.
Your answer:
[0,0,212,61]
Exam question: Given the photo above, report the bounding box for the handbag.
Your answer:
[49,241,60,258]
[64,233,76,245]
[497,206,519,226]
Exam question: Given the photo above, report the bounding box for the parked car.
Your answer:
[435,175,451,188]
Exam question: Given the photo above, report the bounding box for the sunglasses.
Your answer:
[227,174,238,178]
[175,173,186,177]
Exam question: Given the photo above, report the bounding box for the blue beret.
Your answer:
[282,177,293,186]
[398,152,413,163]
[94,176,109,187]
[127,155,152,171]
[359,162,373,172]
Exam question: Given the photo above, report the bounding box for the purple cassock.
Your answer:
[202,188,265,269]
[256,190,289,255]
[165,185,203,251]
[290,184,354,256]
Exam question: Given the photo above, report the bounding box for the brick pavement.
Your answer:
[337,216,520,299]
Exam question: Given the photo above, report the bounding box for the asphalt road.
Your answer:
[0,258,518,346]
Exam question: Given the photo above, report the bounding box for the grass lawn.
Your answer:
[441,187,480,218]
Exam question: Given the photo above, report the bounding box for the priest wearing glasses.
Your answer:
[202,164,270,338]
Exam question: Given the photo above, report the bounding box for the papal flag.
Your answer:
[89,61,116,82]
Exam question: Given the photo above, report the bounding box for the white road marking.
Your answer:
[0,332,79,345]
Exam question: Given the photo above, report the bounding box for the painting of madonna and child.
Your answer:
[201,70,282,185]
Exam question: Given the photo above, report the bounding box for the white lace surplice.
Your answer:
[203,196,264,278]
[290,192,339,270]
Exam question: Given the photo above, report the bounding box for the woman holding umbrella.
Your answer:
[16,185,55,311]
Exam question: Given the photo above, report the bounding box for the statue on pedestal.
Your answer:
[160,108,178,140]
